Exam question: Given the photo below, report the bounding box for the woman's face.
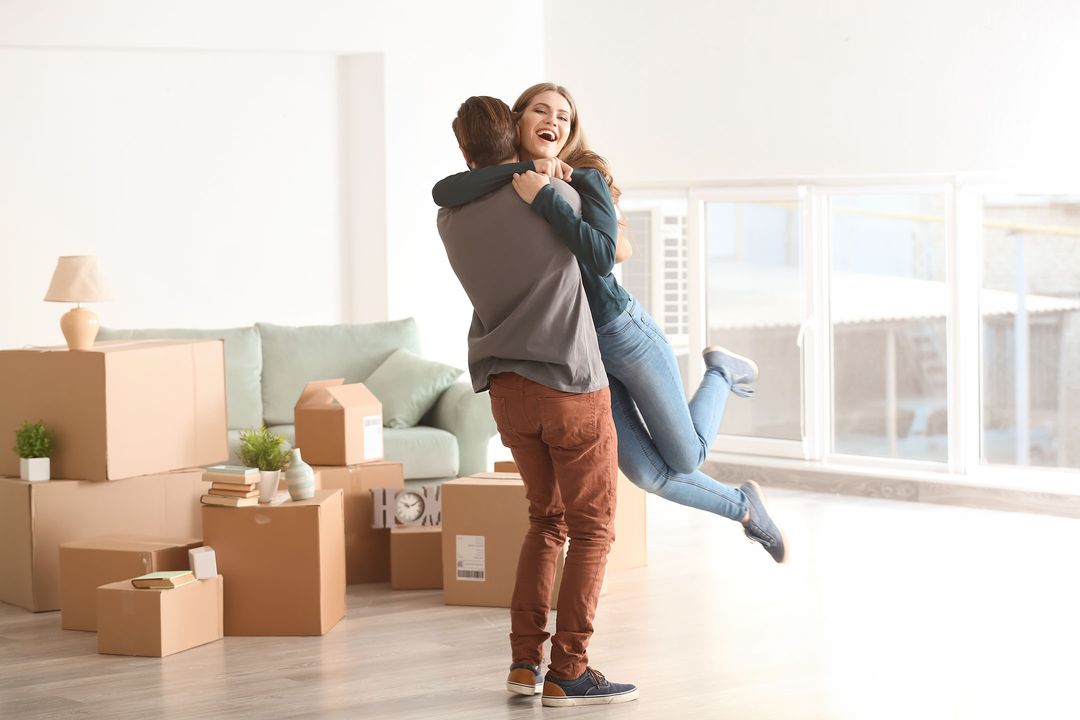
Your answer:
[517,90,573,160]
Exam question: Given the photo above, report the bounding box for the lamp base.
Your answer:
[60,306,100,351]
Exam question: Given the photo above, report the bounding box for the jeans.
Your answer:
[595,296,747,521]
[488,373,617,680]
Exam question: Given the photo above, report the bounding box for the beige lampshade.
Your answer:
[44,256,111,303]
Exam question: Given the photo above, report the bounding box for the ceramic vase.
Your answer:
[258,469,280,503]
[20,457,50,482]
[284,448,315,501]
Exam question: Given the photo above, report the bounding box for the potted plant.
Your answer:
[238,426,289,502]
[13,420,54,482]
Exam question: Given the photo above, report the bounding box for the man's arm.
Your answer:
[516,168,618,277]
[431,161,533,207]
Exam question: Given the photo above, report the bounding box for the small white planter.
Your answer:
[20,457,50,482]
[258,470,281,503]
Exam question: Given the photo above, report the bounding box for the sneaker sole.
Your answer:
[506,681,543,696]
[541,688,640,707]
[744,479,789,564]
[703,346,759,382]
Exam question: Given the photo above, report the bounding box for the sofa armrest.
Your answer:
[425,381,497,476]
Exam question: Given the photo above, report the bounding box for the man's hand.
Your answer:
[512,171,551,204]
[532,158,573,181]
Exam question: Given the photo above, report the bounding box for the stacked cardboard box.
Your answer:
[97,575,224,657]
[295,379,383,466]
[390,526,443,590]
[316,461,403,584]
[0,470,207,612]
[0,339,228,613]
[59,535,203,631]
[203,489,346,636]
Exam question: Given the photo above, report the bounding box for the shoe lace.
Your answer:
[586,667,607,687]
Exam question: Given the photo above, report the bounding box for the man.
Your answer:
[435,96,638,708]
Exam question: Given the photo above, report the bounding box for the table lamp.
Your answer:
[44,255,111,351]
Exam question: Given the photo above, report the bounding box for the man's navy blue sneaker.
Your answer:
[541,667,639,707]
[506,662,542,696]
[740,480,788,563]
[703,345,758,397]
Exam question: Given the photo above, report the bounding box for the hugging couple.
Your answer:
[434,82,787,709]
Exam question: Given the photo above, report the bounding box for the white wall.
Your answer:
[0,0,544,367]
[544,0,1080,183]
[0,48,341,348]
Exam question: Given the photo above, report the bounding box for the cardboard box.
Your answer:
[0,340,227,482]
[316,462,403,584]
[488,462,647,571]
[97,575,223,657]
[202,489,345,636]
[441,474,567,608]
[0,469,206,612]
[390,526,443,590]
[294,379,383,466]
[60,535,203,631]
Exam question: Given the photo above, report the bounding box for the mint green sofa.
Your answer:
[97,319,496,480]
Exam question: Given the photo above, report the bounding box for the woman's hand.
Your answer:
[512,171,551,204]
[532,158,573,181]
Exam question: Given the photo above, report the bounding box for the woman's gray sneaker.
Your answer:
[541,667,639,707]
[702,345,758,398]
[739,480,788,563]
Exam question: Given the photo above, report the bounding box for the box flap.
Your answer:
[0,479,35,610]
[295,379,345,408]
[324,383,380,410]
[61,535,202,552]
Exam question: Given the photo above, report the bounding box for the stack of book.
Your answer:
[131,570,196,590]
[200,465,261,507]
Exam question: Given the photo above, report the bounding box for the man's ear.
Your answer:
[459,146,475,169]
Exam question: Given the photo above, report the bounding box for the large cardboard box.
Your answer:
[0,340,227,482]
[489,462,647,571]
[202,489,345,636]
[0,470,206,612]
[97,575,223,657]
[316,462,403,584]
[60,535,203,631]
[390,526,443,590]
[294,379,383,466]
[441,473,567,608]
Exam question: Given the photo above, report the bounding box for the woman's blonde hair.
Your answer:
[512,82,622,204]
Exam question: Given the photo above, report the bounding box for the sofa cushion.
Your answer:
[97,325,263,430]
[383,427,459,479]
[364,348,463,429]
[258,319,420,426]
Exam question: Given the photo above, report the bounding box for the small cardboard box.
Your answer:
[60,535,203,631]
[97,575,223,657]
[0,469,206,612]
[0,340,228,482]
[441,473,566,608]
[391,526,443,590]
[202,489,345,636]
[294,379,383,466]
[489,462,647,571]
[316,462,403,584]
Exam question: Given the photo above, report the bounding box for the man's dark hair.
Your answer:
[451,96,516,168]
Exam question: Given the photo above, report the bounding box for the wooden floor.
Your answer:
[3,487,1079,719]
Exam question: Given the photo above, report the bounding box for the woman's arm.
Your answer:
[519,168,618,276]
[431,161,533,207]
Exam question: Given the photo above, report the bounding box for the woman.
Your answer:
[433,83,786,563]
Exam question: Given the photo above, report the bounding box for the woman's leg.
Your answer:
[609,376,747,521]
[596,298,733,475]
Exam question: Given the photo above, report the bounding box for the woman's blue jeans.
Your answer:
[595,296,747,521]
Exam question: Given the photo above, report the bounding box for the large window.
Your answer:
[620,181,1079,486]
[981,195,1080,470]
[829,193,949,462]
[704,198,803,441]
